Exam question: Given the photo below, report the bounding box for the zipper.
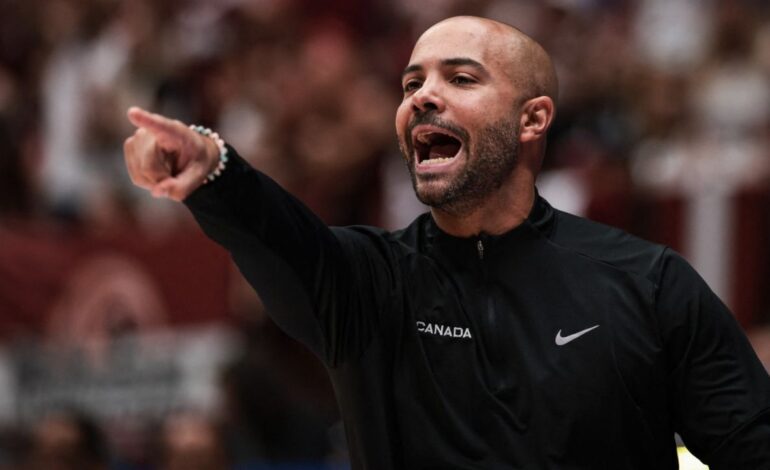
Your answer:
[476,236,505,377]
[474,234,518,421]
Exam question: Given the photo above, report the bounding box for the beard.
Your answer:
[400,113,521,216]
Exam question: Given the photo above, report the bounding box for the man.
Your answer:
[124,16,770,469]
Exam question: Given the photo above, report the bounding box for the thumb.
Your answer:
[151,163,210,201]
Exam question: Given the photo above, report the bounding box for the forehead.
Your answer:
[409,20,509,70]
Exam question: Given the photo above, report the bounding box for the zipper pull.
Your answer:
[476,239,484,260]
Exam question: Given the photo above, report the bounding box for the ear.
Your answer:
[518,96,555,143]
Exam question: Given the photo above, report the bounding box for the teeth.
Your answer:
[416,133,432,144]
[422,157,454,165]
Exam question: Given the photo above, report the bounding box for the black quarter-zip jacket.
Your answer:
[185,149,770,469]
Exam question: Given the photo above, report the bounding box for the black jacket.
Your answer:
[185,149,770,469]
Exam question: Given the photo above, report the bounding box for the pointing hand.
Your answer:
[124,107,220,201]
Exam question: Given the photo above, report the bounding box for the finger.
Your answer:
[151,164,208,201]
[138,144,172,181]
[123,136,156,190]
[130,128,173,183]
[127,107,186,147]
[127,106,176,134]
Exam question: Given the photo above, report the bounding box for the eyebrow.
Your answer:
[401,57,487,79]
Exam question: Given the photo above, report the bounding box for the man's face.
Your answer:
[395,19,523,214]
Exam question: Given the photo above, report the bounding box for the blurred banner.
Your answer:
[0,220,237,423]
[0,220,231,338]
[0,327,239,423]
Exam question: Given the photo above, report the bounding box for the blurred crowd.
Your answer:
[1,0,770,468]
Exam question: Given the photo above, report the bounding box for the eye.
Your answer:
[403,79,422,93]
[450,74,476,86]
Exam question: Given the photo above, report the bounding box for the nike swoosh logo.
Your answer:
[555,325,600,346]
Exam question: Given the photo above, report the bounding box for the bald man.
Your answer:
[124,16,770,470]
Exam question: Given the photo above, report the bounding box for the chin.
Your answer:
[414,180,454,207]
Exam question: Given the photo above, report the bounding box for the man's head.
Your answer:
[395,16,557,215]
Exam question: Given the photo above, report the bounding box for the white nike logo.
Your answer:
[555,325,600,346]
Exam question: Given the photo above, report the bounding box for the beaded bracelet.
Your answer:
[189,124,229,184]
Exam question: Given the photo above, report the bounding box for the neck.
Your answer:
[430,170,536,238]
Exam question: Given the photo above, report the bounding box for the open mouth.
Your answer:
[412,128,463,165]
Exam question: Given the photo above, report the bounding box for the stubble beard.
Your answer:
[400,116,521,217]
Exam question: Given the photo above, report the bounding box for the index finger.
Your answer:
[127,107,184,138]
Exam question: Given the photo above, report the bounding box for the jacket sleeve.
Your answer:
[183,147,398,367]
[656,249,770,469]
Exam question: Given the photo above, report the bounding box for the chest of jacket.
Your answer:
[387,235,671,466]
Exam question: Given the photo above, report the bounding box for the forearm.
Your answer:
[184,148,342,353]
[183,147,390,364]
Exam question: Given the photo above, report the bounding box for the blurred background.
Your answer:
[0,0,769,468]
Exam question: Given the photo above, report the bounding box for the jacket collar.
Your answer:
[424,188,556,246]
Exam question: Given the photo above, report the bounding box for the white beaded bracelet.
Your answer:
[189,124,229,184]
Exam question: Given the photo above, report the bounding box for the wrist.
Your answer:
[189,124,229,184]
[204,137,220,173]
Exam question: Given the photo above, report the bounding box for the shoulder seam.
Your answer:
[539,210,668,284]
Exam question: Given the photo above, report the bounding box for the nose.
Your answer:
[411,80,446,114]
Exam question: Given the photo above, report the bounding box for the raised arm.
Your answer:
[123,108,398,366]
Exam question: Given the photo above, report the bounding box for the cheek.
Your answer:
[395,113,409,146]
[395,101,411,132]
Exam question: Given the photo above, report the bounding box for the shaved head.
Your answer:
[420,16,558,106]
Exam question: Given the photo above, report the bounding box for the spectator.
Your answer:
[25,410,108,470]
